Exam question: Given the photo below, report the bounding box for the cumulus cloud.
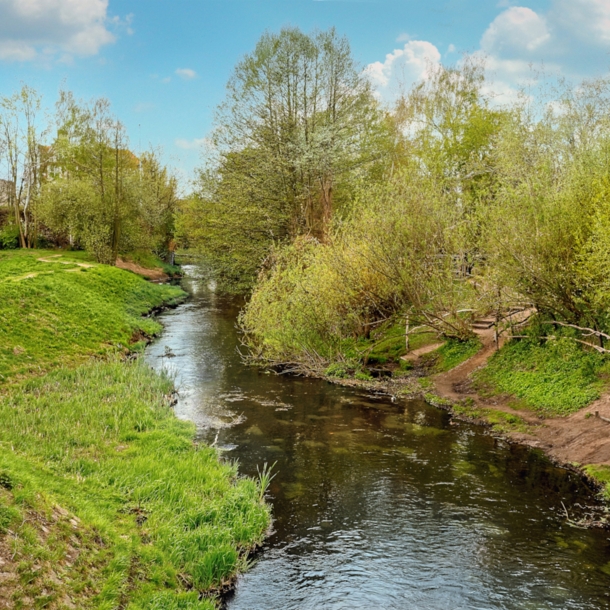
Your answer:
[0,0,117,62]
[481,7,550,55]
[364,40,441,102]
[175,68,197,80]
[368,0,610,105]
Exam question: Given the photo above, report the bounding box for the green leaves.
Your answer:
[184,26,388,289]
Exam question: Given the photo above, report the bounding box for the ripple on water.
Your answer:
[146,268,610,610]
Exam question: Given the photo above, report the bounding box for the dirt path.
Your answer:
[402,342,445,362]
[37,255,94,268]
[115,258,169,282]
[433,325,498,400]
[35,255,169,282]
[430,314,610,467]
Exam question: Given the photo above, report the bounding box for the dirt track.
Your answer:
[115,258,169,282]
[432,321,610,467]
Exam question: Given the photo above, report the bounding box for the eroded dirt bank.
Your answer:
[432,326,610,468]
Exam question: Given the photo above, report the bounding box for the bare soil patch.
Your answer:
[401,342,444,362]
[431,320,610,467]
[116,258,169,282]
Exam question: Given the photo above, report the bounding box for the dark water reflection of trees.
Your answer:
[146,268,610,610]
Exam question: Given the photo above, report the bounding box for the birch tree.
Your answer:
[0,86,49,248]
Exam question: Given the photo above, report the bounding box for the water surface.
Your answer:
[146,266,610,609]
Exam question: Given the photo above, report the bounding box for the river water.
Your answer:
[146,266,610,609]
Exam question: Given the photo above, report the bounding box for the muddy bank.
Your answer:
[116,257,180,282]
[320,334,610,508]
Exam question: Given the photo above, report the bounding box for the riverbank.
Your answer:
[0,250,270,608]
[150,269,610,608]
[321,325,610,510]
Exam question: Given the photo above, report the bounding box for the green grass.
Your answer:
[475,337,609,416]
[0,360,270,608]
[422,337,482,373]
[583,465,610,502]
[0,249,184,382]
[451,401,532,434]
[0,249,271,607]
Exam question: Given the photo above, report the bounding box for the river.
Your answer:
[146,265,610,609]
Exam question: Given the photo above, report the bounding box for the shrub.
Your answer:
[0,224,20,249]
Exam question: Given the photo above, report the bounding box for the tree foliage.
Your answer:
[236,54,610,369]
[181,26,390,289]
[0,87,178,264]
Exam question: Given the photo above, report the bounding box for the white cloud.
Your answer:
[0,0,116,62]
[368,1,610,106]
[175,68,197,80]
[364,40,441,102]
[175,137,209,150]
[481,7,550,55]
[447,43,457,54]
[551,0,610,46]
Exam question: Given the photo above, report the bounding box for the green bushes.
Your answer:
[0,223,20,249]
[325,363,349,378]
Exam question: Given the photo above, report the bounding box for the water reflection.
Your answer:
[146,266,610,610]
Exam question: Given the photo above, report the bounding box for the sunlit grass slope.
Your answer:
[475,336,610,416]
[0,249,184,382]
[0,250,271,608]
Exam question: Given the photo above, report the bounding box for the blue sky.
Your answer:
[1,0,609,185]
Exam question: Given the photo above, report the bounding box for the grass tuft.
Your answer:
[421,337,481,373]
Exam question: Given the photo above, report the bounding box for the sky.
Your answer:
[1,0,610,185]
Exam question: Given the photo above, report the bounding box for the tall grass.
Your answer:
[0,359,270,607]
[0,250,270,607]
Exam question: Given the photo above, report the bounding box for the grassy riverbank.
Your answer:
[0,250,271,608]
[316,321,610,504]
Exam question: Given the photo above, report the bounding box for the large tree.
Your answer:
[0,86,50,248]
[185,27,389,288]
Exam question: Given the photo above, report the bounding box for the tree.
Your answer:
[0,85,50,248]
[184,27,390,288]
[43,93,138,263]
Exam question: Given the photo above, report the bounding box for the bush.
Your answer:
[0,224,20,249]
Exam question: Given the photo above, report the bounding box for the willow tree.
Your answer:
[186,27,388,289]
